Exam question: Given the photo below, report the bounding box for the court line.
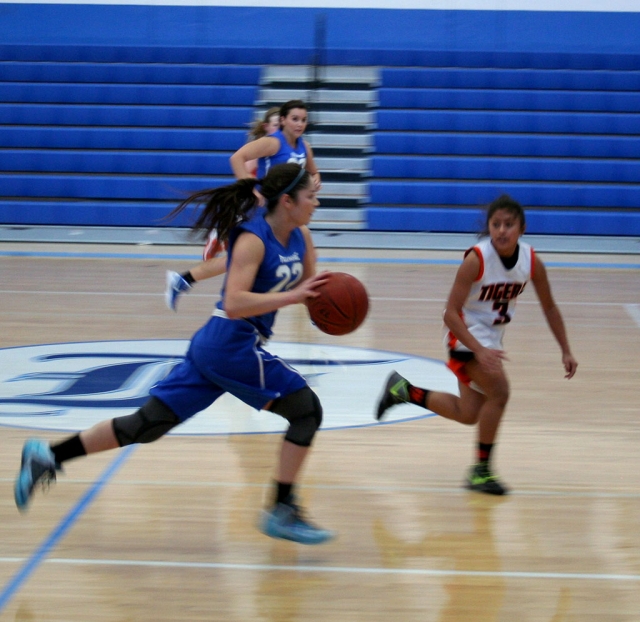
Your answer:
[624,304,640,329]
[0,445,136,615]
[0,249,638,269]
[321,257,640,270]
[0,556,637,583]
[0,290,637,308]
[0,478,636,499]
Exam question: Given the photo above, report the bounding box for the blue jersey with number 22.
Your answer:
[150,210,308,418]
[219,209,306,339]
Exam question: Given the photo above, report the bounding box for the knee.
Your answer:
[112,397,180,446]
[270,388,323,447]
[458,411,481,426]
[486,381,510,409]
[285,414,321,447]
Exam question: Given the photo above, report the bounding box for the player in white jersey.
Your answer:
[446,235,533,356]
[375,194,578,495]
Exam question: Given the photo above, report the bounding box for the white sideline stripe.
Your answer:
[2,0,637,12]
[0,557,637,582]
[1,290,197,297]
[624,304,640,329]
[0,478,637,498]
[0,290,637,308]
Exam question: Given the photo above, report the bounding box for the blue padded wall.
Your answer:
[2,6,640,66]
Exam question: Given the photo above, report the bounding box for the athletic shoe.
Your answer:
[375,371,410,420]
[260,500,335,545]
[165,271,191,312]
[465,463,508,496]
[14,439,58,511]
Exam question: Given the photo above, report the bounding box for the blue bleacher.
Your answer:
[367,207,640,236]
[0,151,234,175]
[372,66,640,235]
[0,56,258,227]
[0,83,258,106]
[372,156,640,184]
[375,134,640,158]
[0,200,195,227]
[1,45,640,235]
[0,62,261,85]
[0,104,253,127]
[369,182,640,209]
[381,68,640,91]
[378,88,640,113]
[0,127,247,150]
[0,174,234,200]
[376,110,640,135]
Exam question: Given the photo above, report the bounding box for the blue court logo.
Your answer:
[0,340,457,435]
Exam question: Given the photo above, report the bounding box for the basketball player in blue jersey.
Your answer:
[166,101,321,311]
[14,164,335,545]
[165,108,281,311]
[230,100,322,191]
[375,195,578,495]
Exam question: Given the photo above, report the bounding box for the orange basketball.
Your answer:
[307,272,369,336]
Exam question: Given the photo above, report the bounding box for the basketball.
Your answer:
[307,272,369,336]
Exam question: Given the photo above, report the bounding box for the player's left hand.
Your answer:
[562,353,578,379]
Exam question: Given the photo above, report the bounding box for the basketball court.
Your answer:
[0,239,639,621]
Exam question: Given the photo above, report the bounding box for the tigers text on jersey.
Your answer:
[256,129,308,178]
[447,239,535,353]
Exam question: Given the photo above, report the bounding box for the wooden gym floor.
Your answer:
[0,241,639,621]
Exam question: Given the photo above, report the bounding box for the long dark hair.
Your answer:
[166,163,311,242]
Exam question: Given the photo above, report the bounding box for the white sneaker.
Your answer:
[165,271,191,312]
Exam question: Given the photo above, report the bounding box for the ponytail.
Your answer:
[164,163,310,243]
[165,178,260,243]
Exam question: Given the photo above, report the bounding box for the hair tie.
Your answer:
[275,167,306,200]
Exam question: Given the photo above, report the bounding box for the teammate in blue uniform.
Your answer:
[254,125,307,178]
[244,106,281,178]
[230,100,321,191]
[166,101,321,312]
[165,107,281,312]
[14,163,335,545]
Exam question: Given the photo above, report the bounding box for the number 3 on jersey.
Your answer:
[492,301,512,325]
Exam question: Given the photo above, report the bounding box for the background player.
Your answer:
[375,194,578,495]
[165,104,318,311]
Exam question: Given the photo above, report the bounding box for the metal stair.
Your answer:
[257,66,379,230]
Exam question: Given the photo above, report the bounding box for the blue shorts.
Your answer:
[150,314,307,421]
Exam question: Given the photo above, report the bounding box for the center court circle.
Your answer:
[0,340,458,435]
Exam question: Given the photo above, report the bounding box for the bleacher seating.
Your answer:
[369,66,640,235]
[0,60,257,227]
[2,52,640,236]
